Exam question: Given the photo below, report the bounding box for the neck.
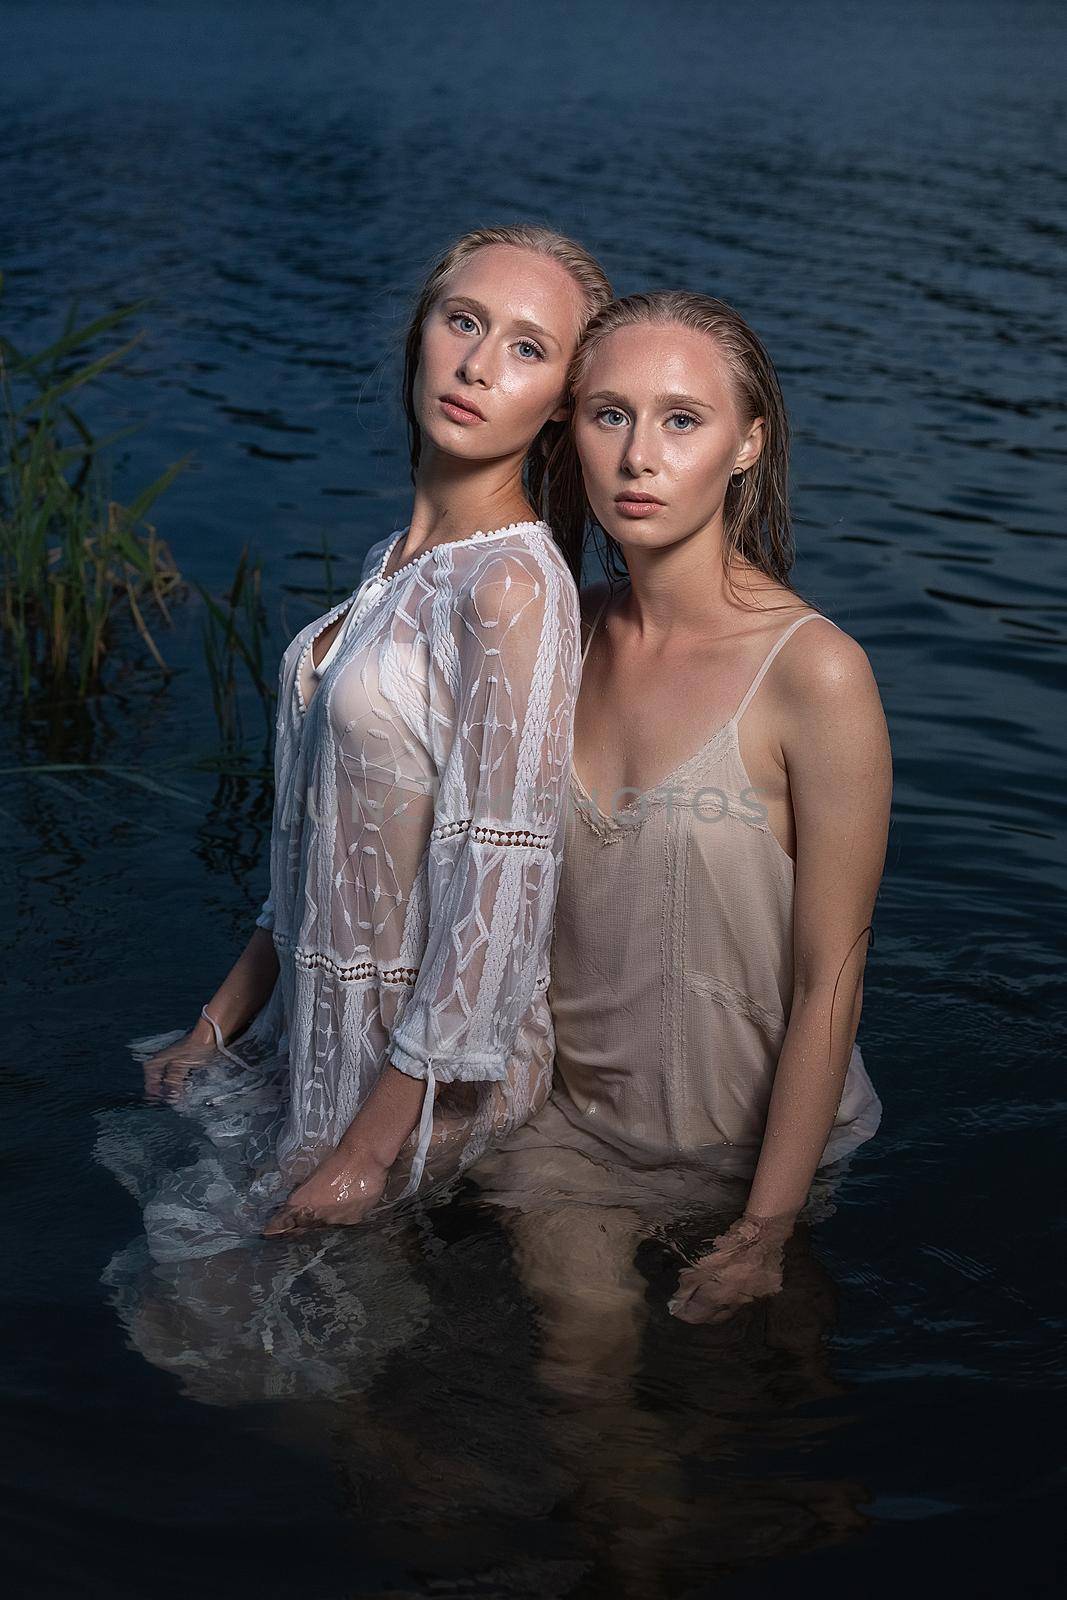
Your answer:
[404,442,536,553]
[616,512,774,644]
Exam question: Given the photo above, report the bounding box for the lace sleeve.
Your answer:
[388,540,580,1190]
[254,891,275,932]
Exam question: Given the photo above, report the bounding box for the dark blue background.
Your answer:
[2,3,1064,1594]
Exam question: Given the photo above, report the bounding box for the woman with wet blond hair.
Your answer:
[130,225,613,1253]
[471,291,890,1340]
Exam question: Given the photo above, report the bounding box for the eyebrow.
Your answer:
[441,295,562,353]
[586,389,716,412]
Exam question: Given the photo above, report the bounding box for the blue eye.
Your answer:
[449,312,479,334]
[666,412,699,431]
[595,406,628,427]
[515,339,545,361]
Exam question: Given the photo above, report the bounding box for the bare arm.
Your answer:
[144,923,280,1099]
[745,626,891,1221]
[196,924,280,1043]
[670,626,891,1323]
[337,1062,428,1166]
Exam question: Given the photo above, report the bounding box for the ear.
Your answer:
[734,415,765,473]
[547,400,570,424]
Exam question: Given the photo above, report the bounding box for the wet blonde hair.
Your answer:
[402,225,613,584]
[563,291,804,607]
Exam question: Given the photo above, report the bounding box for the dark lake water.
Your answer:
[3,1,1065,1594]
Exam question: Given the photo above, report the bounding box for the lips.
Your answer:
[613,490,666,519]
[440,393,486,423]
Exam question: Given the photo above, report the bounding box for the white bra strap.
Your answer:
[732,612,834,725]
[580,590,612,669]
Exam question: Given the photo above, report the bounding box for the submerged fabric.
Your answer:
[103,520,582,1263]
[470,602,883,1219]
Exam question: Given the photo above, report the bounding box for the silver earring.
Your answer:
[730,467,746,486]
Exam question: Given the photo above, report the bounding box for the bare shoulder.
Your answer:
[773,613,891,777]
[777,613,882,709]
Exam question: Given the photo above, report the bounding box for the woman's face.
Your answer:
[414,244,586,465]
[573,322,764,553]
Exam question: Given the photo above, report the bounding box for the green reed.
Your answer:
[0,277,355,769]
[198,528,351,758]
[0,271,189,696]
[196,542,276,754]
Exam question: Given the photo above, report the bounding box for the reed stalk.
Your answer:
[0,270,189,695]
[195,542,275,753]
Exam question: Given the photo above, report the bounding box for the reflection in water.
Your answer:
[96,1028,876,1589]
[323,1183,874,1596]
[503,1219,868,1594]
[94,1088,435,1405]
[461,1158,867,1588]
[97,1221,430,1408]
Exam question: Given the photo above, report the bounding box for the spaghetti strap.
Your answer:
[732,611,835,725]
[580,589,612,670]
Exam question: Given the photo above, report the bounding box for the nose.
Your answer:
[620,418,660,478]
[457,336,495,389]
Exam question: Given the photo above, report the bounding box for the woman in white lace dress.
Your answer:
[133,225,613,1250]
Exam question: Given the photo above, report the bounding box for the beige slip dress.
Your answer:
[468,592,883,1217]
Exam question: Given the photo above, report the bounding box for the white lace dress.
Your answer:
[107,519,581,1264]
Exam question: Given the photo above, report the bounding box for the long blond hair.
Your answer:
[562,291,803,606]
[401,225,613,585]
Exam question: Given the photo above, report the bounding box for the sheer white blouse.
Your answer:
[225,517,583,1216]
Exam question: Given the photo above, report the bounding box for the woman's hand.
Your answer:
[143,1020,218,1104]
[668,1213,796,1325]
[262,1143,390,1237]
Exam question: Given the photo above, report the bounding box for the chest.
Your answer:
[294,601,436,770]
[572,629,793,855]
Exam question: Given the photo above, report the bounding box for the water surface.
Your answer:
[2,2,1064,1594]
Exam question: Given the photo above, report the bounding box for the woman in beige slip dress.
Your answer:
[468,291,892,1345]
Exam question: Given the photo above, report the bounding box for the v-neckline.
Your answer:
[569,607,826,830]
[311,603,353,672]
[570,717,738,825]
